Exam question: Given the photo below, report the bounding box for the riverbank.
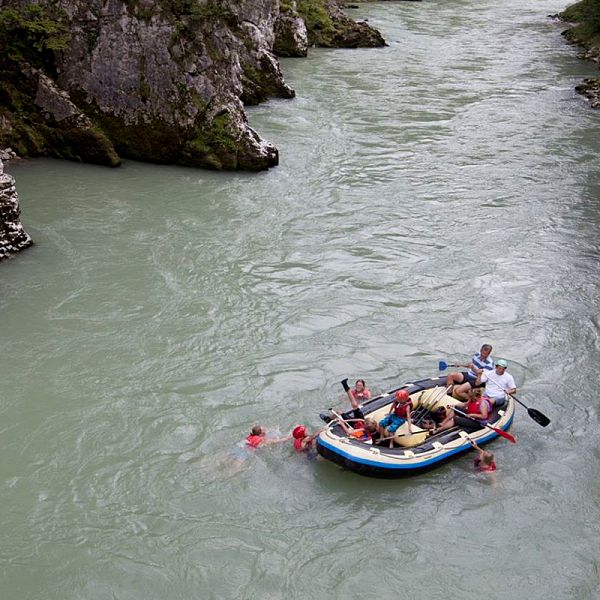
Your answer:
[558,0,600,107]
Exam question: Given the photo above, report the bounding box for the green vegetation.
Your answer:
[0,4,69,66]
[561,0,600,47]
[296,0,334,34]
[184,112,239,169]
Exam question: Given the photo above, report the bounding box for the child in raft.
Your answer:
[469,439,497,472]
[379,389,413,448]
[335,416,381,444]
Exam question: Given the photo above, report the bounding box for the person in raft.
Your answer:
[341,378,372,420]
[446,343,494,401]
[245,425,291,448]
[379,389,413,448]
[475,359,516,408]
[335,416,381,444]
[427,387,492,434]
[469,439,497,472]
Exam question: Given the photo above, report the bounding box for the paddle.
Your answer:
[453,408,517,443]
[439,359,551,428]
[505,392,550,426]
[482,371,551,428]
[438,360,467,371]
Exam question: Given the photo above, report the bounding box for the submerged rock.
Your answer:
[0,159,33,262]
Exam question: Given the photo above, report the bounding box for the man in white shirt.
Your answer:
[477,359,516,408]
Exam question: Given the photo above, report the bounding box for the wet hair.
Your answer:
[355,379,366,387]
[251,425,263,436]
[480,344,492,353]
[482,451,494,465]
[364,418,378,432]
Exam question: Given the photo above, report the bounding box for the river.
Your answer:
[2,0,600,598]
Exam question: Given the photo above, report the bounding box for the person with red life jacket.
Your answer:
[469,439,497,472]
[292,425,321,454]
[245,425,291,448]
[341,378,372,420]
[433,387,493,434]
[378,389,413,448]
[335,416,380,444]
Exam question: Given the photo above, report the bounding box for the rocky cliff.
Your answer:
[0,0,385,172]
[0,157,33,261]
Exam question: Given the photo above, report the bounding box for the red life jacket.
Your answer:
[475,458,497,472]
[467,397,492,417]
[352,388,371,402]
[294,437,313,453]
[350,428,371,442]
[246,434,263,448]
[393,400,412,418]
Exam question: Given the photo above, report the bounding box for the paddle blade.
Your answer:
[438,360,448,371]
[528,408,551,427]
[492,427,517,444]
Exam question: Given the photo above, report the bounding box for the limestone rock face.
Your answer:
[0,159,33,262]
[0,0,386,171]
[274,4,309,57]
[53,0,290,170]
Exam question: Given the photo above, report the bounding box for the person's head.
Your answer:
[480,344,493,359]
[482,451,494,465]
[292,425,307,439]
[251,425,266,436]
[355,379,366,392]
[495,359,508,373]
[470,387,483,400]
[395,389,410,404]
[364,418,378,433]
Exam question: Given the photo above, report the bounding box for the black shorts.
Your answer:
[460,372,484,388]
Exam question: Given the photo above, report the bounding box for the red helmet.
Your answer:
[395,389,410,402]
[292,425,306,439]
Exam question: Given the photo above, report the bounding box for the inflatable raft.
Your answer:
[316,375,514,478]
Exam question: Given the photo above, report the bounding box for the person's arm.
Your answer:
[335,419,353,436]
[264,433,293,446]
[341,378,359,410]
[406,405,413,434]
[469,439,481,451]
[469,440,485,464]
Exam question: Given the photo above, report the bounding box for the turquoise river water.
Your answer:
[2,0,600,598]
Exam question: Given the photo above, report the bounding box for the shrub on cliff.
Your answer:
[561,0,600,46]
[0,4,69,68]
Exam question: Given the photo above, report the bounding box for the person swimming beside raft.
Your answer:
[341,377,372,420]
[245,425,291,448]
[292,425,321,454]
[470,438,497,472]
